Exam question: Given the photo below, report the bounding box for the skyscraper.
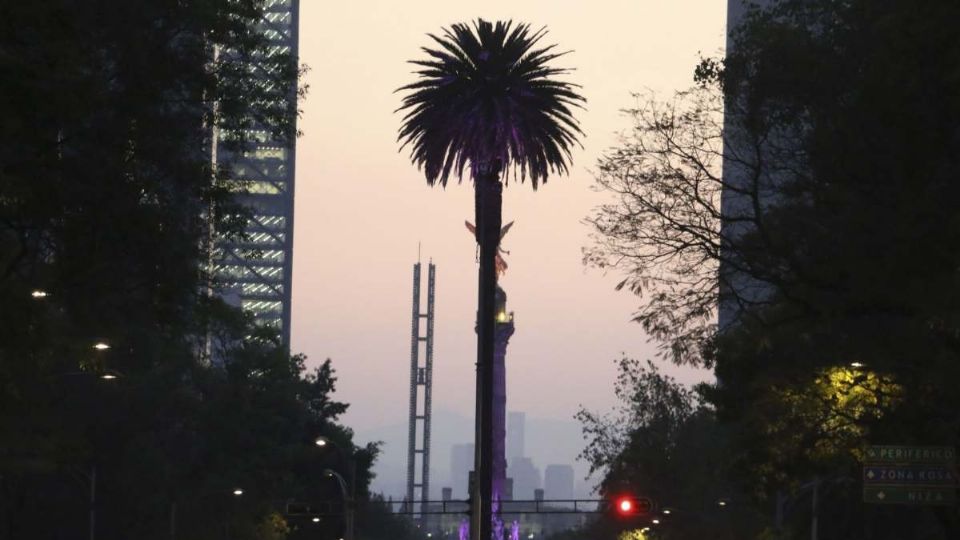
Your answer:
[450,443,474,499]
[507,411,525,461]
[719,0,773,329]
[507,456,541,501]
[212,0,299,345]
[543,464,574,501]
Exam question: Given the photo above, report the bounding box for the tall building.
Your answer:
[507,411,525,461]
[507,456,541,501]
[543,464,574,501]
[212,0,299,344]
[719,0,773,329]
[450,443,474,499]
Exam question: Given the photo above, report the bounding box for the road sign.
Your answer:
[865,446,955,464]
[863,465,956,486]
[863,445,957,506]
[863,486,956,506]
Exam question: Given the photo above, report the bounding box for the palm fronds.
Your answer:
[397,19,585,188]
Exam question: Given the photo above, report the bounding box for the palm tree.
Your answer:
[397,19,583,540]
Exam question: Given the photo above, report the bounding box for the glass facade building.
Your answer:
[212,0,299,345]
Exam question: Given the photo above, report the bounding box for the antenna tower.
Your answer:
[406,261,435,516]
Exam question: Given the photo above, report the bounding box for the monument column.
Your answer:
[491,286,515,537]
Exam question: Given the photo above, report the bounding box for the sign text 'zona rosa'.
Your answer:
[863,465,956,486]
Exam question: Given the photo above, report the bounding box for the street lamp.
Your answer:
[31,289,50,298]
[232,488,244,496]
[314,437,356,540]
[49,368,124,540]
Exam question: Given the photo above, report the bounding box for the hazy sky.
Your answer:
[292,0,727,449]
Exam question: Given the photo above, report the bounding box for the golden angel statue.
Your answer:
[465,220,514,278]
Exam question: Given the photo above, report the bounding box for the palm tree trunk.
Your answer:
[472,163,502,540]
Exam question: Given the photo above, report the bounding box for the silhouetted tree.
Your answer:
[0,2,396,539]
[397,19,584,539]
[586,1,960,537]
[576,357,764,540]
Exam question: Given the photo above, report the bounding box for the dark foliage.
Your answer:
[586,0,960,538]
[575,358,764,540]
[0,2,379,539]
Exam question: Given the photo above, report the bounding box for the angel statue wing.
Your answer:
[465,220,514,278]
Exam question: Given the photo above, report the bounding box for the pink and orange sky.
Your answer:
[291,0,726,449]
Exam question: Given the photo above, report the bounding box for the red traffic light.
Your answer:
[611,495,653,517]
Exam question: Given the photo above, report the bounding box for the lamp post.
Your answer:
[52,366,120,540]
[314,437,357,540]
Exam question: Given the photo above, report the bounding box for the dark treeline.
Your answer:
[576,1,960,539]
[0,2,411,539]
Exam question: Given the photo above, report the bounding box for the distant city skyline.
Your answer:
[368,408,595,500]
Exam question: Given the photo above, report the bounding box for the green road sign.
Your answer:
[863,486,956,506]
[863,465,956,486]
[865,446,955,464]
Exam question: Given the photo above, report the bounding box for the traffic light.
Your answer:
[610,495,654,518]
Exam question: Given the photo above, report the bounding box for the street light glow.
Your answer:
[31,290,49,298]
[314,437,328,447]
[233,488,243,496]
[850,362,865,368]
[312,517,320,523]
[100,374,118,380]
[93,342,110,351]
[652,519,660,525]
[662,509,671,515]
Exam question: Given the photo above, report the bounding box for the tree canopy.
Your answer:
[396,19,585,187]
[0,2,396,539]
[585,1,960,538]
[573,357,763,540]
